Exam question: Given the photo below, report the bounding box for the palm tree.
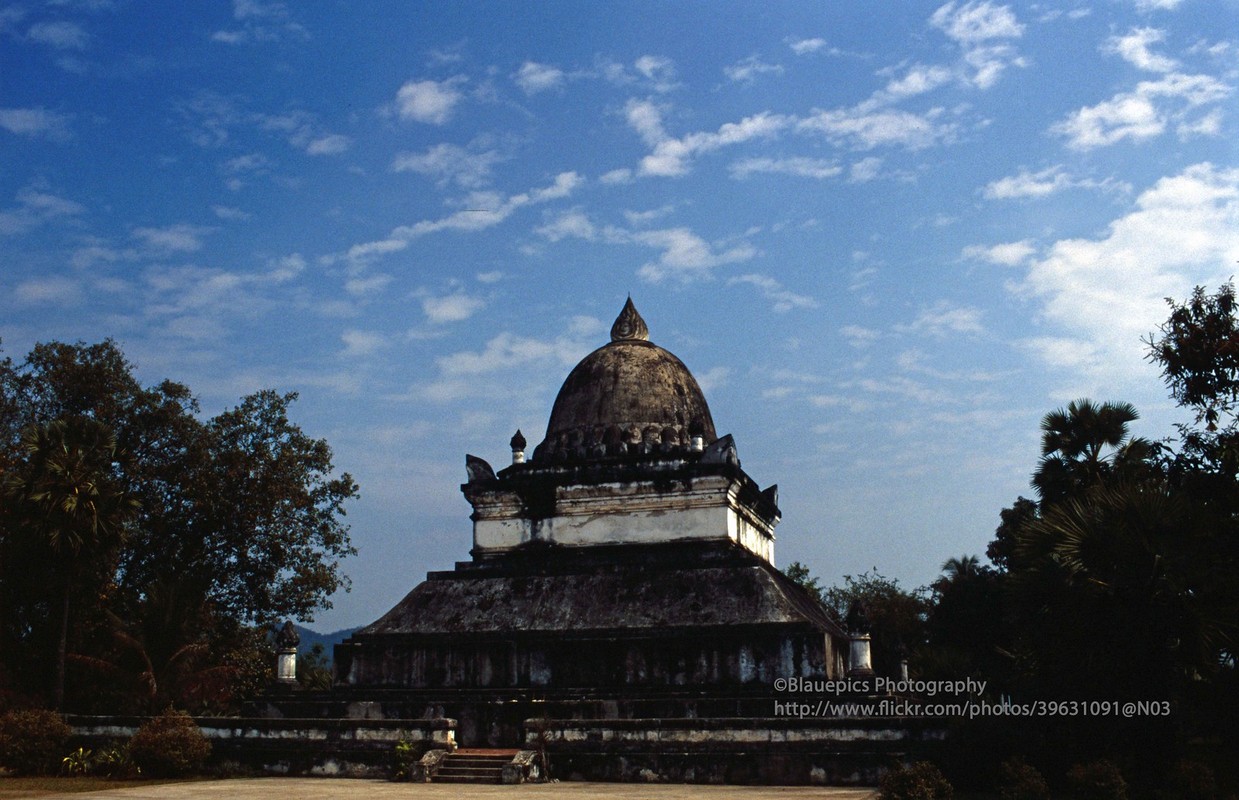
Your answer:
[2,416,138,709]
[1033,399,1154,504]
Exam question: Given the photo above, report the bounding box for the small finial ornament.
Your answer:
[610,297,650,342]
[510,430,527,464]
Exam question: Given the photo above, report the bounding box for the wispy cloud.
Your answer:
[962,239,1037,266]
[788,37,828,56]
[27,20,89,49]
[1104,27,1179,72]
[1051,72,1230,149]
[724,55,784,84]
[211,0,308,44]
[422,293,485,324]
[0,107,72,140]
[633,227,757,283]
[514,61,565,94]
[727,274,817,312]
[395,77,467,125]
[341,172,583,265]
[798,104,956,151]
[132,223,211,253]
[391,142,502,188]
[1020,163,1239,387]
[0,186,84,235]
[626,99,791,177]
[930,1,1026,89]
[981,166,1131,200]
[730,156,842,180]
[895,301,985,337]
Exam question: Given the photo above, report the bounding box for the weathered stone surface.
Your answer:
[534,301,716,462]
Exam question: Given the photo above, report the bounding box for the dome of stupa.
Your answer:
[533,299,717,462]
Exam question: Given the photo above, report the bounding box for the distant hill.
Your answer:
[292,624,360,661]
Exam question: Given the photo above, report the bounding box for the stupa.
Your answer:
[334,299,849,748]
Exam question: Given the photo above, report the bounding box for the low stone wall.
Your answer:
[526,716,946,785]
[68,715,456,778]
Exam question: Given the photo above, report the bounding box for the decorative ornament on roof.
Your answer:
[610,297,650,342]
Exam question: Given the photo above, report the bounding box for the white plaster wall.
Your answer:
[471,475,776,562]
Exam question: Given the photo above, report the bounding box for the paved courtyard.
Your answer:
[19,778,877,800]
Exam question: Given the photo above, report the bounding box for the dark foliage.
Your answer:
[127,708,211,777]
[0,708,72,775]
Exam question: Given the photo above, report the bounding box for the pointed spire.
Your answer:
[610,297,650,342]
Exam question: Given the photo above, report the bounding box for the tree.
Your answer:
[782,561,824,603]
[0,340,356,712]
[824,570,929,679]
[2,416,138,709]
[1032,400,1155,505]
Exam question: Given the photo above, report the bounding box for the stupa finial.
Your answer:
[610,297,650,342]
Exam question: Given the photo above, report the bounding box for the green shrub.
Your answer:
[128,709,211,777]
[391,737,416,781]
[1068,760,1128,800]
[61,746,93,776]
[999,756,1050,800]
[95,742,140,779]
[880,760,954,800]
[0,708,73,775]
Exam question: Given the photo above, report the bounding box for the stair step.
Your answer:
[432,751,512,784]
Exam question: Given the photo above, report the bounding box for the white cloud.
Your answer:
[211,0,307,44]
[305,133,351,155]
[896,301,985,337]
[850,157,883,182]
[212,205,251,221]
[341,172,582,264]
[633,55,678,92]
[962,239,1037,265]
[395,77,466,125]
[344,273,393,296]
[729,157,842,180]
[983,165,1073,199]
[789,37,827,55]
[0,186,84,235]
[1020,163,1239,387]
[0,107,71,140]
[627,100,791,177]
[930,1,1026,89]
[599,168,632,185]
[535,209,597,242]
[391,143,501,188]
[724,56,784,84]
[14,276,81,305]
[341,329,387,357]
[798,104,956,151]
[27,20,89,49]
[1052,72,1231,149]
[840,325,881,348]
[1104,27,1178,72]
[633,227,757,283]
[132,224,210,253]
[1134,0,1184,11]
[881,65,954,99]
[514,61,564,94]
[727,274,817,312]
[930,1,1024,43]
[422,293,485,324]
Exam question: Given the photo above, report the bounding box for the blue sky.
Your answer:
[4,0,1239,630]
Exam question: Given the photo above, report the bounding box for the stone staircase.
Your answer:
[433,749,518,784]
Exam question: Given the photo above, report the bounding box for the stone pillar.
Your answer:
[276,621,300,685]
[848,632,874,678]
[845,600,874,679]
